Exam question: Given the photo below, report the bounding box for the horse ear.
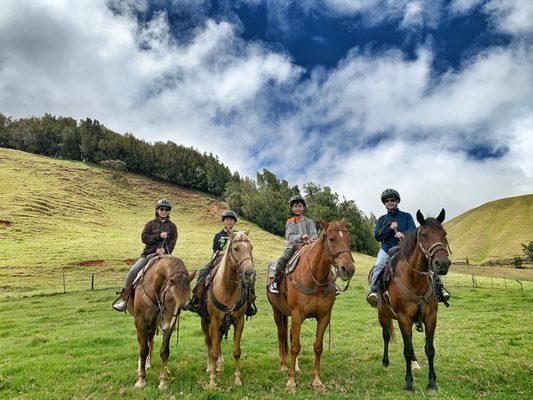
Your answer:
[416,210,425,225]
[188,270,197,282]
[340,217,347,225]
[437,208,445,223]
[244,229,250,237]
[319,219,328,230]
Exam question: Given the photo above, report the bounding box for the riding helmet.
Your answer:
[221,209,238,222]
[380,189,400,203]
[156,199,172,210]
[289,195,307,208]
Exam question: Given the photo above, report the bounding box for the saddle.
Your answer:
[267,244,309,281]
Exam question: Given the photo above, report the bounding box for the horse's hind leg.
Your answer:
[378,312,391,367]
[135,324,149,388]
[158,330,172,390]
[201,318,211,373]
[286,312,304,392]
[146,331,155,369]
[208,319,221,387]
[233,316,245,386]
[273,309,289,372]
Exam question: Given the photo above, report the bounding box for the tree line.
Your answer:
[0,113,378,255]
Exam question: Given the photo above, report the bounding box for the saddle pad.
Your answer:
[132,255,160,289]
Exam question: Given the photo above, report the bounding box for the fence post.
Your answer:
[471,274,477,287]
[91,273,95,290]
[516,279,523,291]
[62,272,66,293]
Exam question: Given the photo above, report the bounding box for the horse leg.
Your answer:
[425,312,438,393]
[398,315,415,391]
[311,311,331,393]
[378,312,391,367]
[273,308,289,372]
[208,318,221,388]
[233,316,245,386]
[135,325,149,388]
[146,332,154,370]
[201,318,211,374]
[286,312,304,392]
[158,330,172,390]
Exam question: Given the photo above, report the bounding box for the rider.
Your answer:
[268,195,318,294]
[112,199,178,312]
[185,209,237,311]
[367,189,450,308]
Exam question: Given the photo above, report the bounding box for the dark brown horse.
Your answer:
[126,255,196,389]
[201,231,255,388]
[267,220,355,392]
[373,209,450,393]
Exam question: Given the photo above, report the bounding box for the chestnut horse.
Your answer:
[201,231,255,388]
[126,255,196,389]
[373,209,450,393]
[267,220,355,392]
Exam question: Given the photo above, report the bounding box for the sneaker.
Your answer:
[268,281,279,294]
[366,292,378,308]
[112,299,127,312]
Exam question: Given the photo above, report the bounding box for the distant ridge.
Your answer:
[445,194,533,265]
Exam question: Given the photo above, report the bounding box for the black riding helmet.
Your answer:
[289,195,307,208]
[380,189,400,204]
[156,199,172,210]
[221,209,238,222]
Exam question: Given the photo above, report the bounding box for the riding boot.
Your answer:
[434,275,451,307]
[245,287,257,317]
[184,281,204,313]
[112,285,133,312]
[269,267,285,294]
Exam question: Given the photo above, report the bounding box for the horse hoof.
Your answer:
[285,380,296,393]
[312,381,325,393]
[235,378,242,386]
[134,379,146,389]
[208,382,217,390]
[382,359,389,367]
[411,361,421,371]
[426,384,438,395]
[403,384,415,392]
[280,365,288,372]
[158,382,168,390]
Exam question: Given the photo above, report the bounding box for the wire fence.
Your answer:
[1,268,530,300]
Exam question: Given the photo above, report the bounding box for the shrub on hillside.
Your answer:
[521,241,533,261]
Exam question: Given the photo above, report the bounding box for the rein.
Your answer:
[401,228,449,276]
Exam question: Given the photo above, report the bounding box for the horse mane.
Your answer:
[399,217,443,260]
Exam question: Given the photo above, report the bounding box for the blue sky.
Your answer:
[1,0,532,218]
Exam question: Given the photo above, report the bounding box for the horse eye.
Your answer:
[329,237,334,242]
[233,247,239,252]
[420,232,427,238]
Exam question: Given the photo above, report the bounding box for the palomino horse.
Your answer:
[201,231,255,388]
[267,220,355,392]
[126,255,196,389]
[373,209,450,393]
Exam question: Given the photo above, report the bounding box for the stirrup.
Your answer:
[268,282,279,294]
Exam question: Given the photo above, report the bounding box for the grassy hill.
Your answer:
[0,148,532,399]
[445,194,533,265]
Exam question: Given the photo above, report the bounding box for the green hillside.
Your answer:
[445,194,533,265]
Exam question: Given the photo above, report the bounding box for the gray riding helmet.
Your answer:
[289,195,307,208]
[156,199,172,210]
[380,189,400,203]
[221,209,238,222]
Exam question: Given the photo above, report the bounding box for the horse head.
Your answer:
[319,219,355,281]
[416,209,451,275]
[160,262,196,333]
[228,230,256,285]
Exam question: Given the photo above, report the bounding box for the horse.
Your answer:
[126,255,196,389]
[267,220,355,392]
[372,209,451,393]
[200,231,255,388]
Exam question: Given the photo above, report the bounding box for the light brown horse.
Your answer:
[373,209,450,393]
[201,231,255,388]
[267,220,355,392]
[126,255,196,389]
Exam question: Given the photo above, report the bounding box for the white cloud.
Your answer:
[0,0,531,221]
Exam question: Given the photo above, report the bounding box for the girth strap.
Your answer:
[288,274,336,296]
[392,276,435,327]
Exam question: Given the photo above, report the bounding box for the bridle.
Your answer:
[226,237,254,282]
[402,227,450,276]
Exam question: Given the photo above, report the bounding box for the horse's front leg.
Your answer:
[135,323,149,388]
[378,311,391,367]
[158,329,173,390]
[312,311,331,393]
[398,314,415,391]
[208,318,222,388]
[424,309,438,393]
[286,312,304,392]
[233,315,245,386]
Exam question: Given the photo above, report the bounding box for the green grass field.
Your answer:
[1,148,532,399]
[445,194,533,265]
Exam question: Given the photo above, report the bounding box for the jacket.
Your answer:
[285,215,318,246]
[140,217,178,256]
[374,208,416,252]
[212,229,230,253]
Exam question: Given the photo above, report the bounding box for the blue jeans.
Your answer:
[370,249,390,291]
